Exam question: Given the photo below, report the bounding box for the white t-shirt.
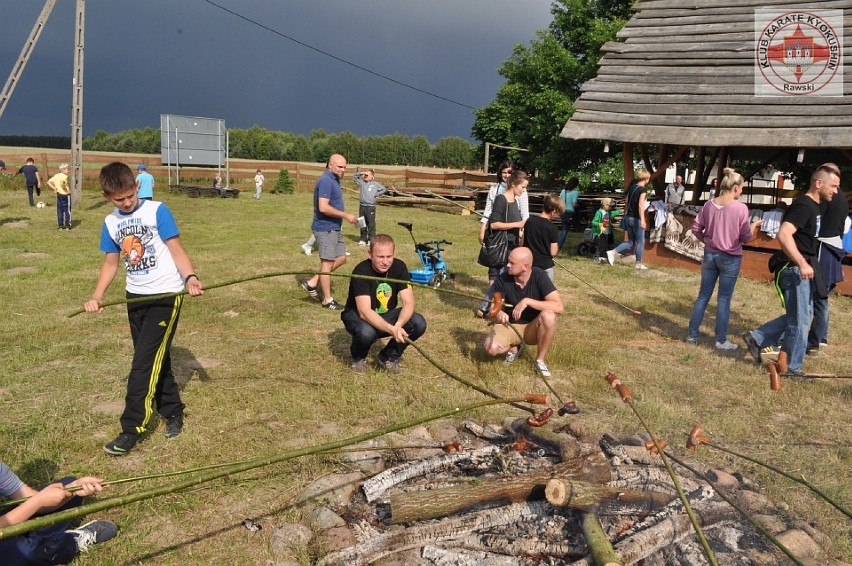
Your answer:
[99,200,183,294]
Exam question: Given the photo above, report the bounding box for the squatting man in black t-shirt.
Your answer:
[483,247,563,378]
[341,234,427,375]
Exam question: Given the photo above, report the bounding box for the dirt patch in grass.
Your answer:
[6,266,37,275]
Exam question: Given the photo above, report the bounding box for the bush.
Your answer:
[271,168,294,194]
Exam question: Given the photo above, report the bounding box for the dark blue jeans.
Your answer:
[687,251,742,343]
[751,266,813,373]
[613,216,645,263]
[341,308,427,362]
[0,477,81,566]
[557,210,575,249]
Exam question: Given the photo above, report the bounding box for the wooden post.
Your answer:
[622,143,634,190]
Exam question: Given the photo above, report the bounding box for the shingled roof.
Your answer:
[561,0,852,151]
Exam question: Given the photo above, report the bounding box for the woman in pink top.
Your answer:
[686,167,763,349]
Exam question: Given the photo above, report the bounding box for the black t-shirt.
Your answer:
[344,258,411,314]
[625,183,646,218]
[523,215,559,270]
[490,194,522,246]
[782,195,821,258]
[493,267,558,324]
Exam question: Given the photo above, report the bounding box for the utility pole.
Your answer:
[0,0,57,120]
[70,0,85,203]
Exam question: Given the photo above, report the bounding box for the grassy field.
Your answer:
[0,175,849,565]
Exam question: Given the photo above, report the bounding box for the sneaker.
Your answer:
[606,250,616,265]
[742,332,761,364]
[715,340,738,350]
[165,414,183,439]
[300,279,319,301]
[68,520,118,552]
[760,345,781,362]
[345,251,351,256]
[685,336,698,344]
[103,432,139,456]
[504,349,518,365]
[635,263,648,270]
[321,299,344,310]
[357,240,367,246]
[351,358,367,374]
[376,356,402,375]
[301,243,312,255]
[534,359,552,377]
[806,347,819,357]
[819,341,828,348]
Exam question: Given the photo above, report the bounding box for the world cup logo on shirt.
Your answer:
[375,282,393,314]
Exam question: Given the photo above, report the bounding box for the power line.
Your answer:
[201,0,477,111]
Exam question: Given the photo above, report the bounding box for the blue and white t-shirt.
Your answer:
[99,200,183,294]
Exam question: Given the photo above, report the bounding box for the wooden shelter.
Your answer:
[560,0,852,293]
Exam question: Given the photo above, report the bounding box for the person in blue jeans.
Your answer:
[743,164,840,378]
[608,169,650,270]
[686,168,762,349]
[557,177,579,250]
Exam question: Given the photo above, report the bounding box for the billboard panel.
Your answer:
[160,114,226,167]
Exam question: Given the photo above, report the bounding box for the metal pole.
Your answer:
[484,142,490,173]
[69,0,85,204]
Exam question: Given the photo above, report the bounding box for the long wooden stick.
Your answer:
[580,511,622,566]
[66,270,503,318]
[0,397,529,540]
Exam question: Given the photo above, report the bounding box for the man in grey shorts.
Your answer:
[300,154,358,309]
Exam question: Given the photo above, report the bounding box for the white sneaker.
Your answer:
[606,250,616,265]
[301,243,312,255]
[357,241,367,246]
[715,340,738,350]
[504,349,518,365]
[534,359,552,377]
[635,263,648,270]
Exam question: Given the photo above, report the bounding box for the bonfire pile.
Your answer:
[265,418,839,566]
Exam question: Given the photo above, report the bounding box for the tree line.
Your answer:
[1,128,479,170]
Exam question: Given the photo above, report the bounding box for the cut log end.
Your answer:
[545,478,568,506]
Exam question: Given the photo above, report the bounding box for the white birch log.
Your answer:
[453,533,586,559]
[318,500,550,566]
[362,445,498,503]
[422,545,527,566]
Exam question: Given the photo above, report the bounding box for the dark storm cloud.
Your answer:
[1,1,553,142]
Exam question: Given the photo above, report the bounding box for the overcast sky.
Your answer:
[1,1,554,142]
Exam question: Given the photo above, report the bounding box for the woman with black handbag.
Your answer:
[476,171,529,316]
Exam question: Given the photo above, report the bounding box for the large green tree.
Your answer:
[472,0,633,178]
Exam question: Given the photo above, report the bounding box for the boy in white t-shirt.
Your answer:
[84,162,204,456]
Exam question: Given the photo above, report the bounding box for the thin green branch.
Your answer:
[0,397,528,540]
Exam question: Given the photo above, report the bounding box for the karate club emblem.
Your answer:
[755,11,842,96]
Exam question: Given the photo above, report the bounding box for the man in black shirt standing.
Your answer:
[483,247,563,378]
[341,234,427,375]
[743,164,840,378]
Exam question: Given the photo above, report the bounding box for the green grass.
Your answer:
[0,177,850,564]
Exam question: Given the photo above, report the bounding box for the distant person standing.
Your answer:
[354,167,387,245]
[299,154,357,310]
[254,169,264,200]
[48,163,71,230]
[522,193,564,282]
[608,169,651,270]
[665,175,686,208]
[0,159,6,171]
[557,177,580,250]
[213,172,225,198]
[135,164,154,201]
[16,157,41,207]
